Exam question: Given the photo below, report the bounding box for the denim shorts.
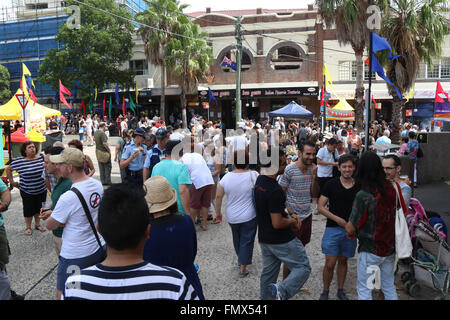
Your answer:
[57,246,105,292]
[321,227,357,258]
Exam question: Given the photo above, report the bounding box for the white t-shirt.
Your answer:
[219,171,259,224]
[121,121,128,132]
[51,178,105,259]
[317,146,338,178]
[170,132,184,141]
[229,135,249,152]
[180,153,214,189]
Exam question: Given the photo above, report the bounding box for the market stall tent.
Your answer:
[326,98,355,121]
[268,101,314,119]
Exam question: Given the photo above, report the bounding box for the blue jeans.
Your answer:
[229,218,257,266]
[356,252,398,300]
[259,238,311,300]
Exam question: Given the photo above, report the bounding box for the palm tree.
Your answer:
[317,0,372,131]
[165,17,213,128]
[136,0,188,123]
[377,0,449,143]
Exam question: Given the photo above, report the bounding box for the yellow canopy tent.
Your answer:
[326,98,355,121]
[0,89,61,120]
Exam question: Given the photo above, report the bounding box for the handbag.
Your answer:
[96,149,110,163]
[332,150,340,178]
[71,187,107,262]
[392,182,413,259]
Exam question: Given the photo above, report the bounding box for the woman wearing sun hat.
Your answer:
[142,176,204,300]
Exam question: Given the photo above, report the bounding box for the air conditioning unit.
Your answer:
[147,78,154,88]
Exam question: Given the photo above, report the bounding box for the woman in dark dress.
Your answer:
[142,176,205,300]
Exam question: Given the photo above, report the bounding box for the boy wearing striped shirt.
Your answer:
[63,183,198,300]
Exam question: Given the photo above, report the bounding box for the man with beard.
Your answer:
[278,141,319,283]
[317,154,359,300]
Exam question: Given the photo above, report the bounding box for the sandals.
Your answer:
[24,228,32,236]
[35,225,46,232]
[211,217,222,224]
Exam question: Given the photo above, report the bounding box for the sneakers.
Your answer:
[10,290,25,300]
[319,291,329,300]
[239,269,249,278]
[269,283,283,300]
[336,289,349,300]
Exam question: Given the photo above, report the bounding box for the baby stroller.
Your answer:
[400,220,450,300]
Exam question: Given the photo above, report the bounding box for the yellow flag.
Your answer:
[95,88,98,101]
[22,63,35,99]
[323,63,333,88]
[405,85,415,103]
[135,83,139,104]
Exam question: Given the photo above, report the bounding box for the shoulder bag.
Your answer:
[96,149,111,163]
[332,150,340,178]
[71,187,107,261]
[392,182,413,259]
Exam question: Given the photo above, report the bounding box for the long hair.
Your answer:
[356,151,386,195]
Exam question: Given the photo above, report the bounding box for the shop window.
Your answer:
[269,46,302,70]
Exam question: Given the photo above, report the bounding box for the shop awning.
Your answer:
[268,101,314,118]
[326,98,355,121]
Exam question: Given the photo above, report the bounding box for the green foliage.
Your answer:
[0,65,11,105]
[38,0,135,100]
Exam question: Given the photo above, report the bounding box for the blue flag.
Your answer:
[115,83,119,105]
[54,90,59,104]
[208,87,218,105]
[370,33,403,100]
[372,33,403,61]
[220,56,237,71]
[71,87,77,104]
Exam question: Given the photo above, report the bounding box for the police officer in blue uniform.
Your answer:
[120,128,149,186]
[143,128,169,182]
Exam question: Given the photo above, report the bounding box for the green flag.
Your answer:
[109,96,112,118]
[88,97,93,113]
[129,94,136,115]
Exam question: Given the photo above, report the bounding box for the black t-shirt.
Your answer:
[321,177,359,228]
[254,175,295,244]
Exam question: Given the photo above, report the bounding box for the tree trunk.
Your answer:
[390,95,403,145]
[160,64,166,123]
[181,91,187,129]
[354,52,365,131]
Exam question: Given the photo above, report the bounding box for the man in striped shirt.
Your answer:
[63,183,198,300]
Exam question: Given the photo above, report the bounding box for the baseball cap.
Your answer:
[155,128,168,139]
[49,147,84,168]
[134,128,150,140]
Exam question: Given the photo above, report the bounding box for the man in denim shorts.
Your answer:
[317,154,359,300]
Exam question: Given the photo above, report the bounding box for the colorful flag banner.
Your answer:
[103,96,106,118]
[59,79,72,109]
[122,96,125,116]
[80,99,86,116]
[115,83,120,105]
[434,81,449,103]
[88,97,93,113]
[135,83,139,104]
[109,96,112,118]
[129,94,136,115]
[405,85,415,103]
[208,87,218,106]
[95,88,98,102]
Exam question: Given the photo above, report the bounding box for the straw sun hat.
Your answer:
[144,176,177,213]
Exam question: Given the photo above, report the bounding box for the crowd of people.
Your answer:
[1,111,447,301]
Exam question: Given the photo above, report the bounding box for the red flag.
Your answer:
[320,87,325,108]
[371,94,377,106]
[80,100,86,117]
[28,88,37,106]
[122,96,125,116]
[102,96,106,118]
[59,79,72,109]
[435,81,449,103]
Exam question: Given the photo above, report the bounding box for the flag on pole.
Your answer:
[405,86,415,103]
[368,32,403,100]
[434,81,449,103]
[323,63,334,88]
[103,96,106,118]
[71,87,77,106]
[135,83,139,104]
[94,88,98,102]
[208,87,218,106]
[59,79,72,109]
[220,56,237,71]
[80,99,86,116]
[122,96,126,116]
[109,96,112,118]
[88,97,93,113]
[21,63,34,99]
[115,83,120,105]
[129,94,136,115]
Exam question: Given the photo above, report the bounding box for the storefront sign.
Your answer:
[200,87,319,100]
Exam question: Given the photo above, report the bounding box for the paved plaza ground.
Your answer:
[3,135,449,300]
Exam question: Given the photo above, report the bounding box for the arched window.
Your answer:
[267,42,304,70]
[217,46,253,73]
